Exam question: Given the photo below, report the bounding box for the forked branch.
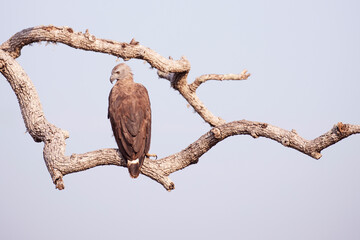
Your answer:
[1,25,359,191]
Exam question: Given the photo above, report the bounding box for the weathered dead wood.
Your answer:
[0,25,190,73]
[1,25,359,191]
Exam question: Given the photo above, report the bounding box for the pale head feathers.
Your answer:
[110,63,133,84]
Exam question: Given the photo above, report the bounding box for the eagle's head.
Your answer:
[110,63,133,84]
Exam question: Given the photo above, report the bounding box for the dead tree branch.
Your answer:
[0,25,190,73]
[1,25,359,191]
[189,70,250,92]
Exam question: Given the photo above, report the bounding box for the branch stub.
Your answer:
[211,127,222,139]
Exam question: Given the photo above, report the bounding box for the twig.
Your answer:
[189,70,250,92]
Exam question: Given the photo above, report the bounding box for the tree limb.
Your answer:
[0,25,190,73]
[188,70,251,92]
[1,25,359,191]
[157,71,228,127]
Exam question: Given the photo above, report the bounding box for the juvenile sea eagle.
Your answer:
[108,63,151,178]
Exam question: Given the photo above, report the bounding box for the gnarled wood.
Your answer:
[1,25,359,191]
[0,25,190,73]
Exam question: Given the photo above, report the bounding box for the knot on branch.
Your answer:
[336,122,348,136]
[281,137,290,146]
[66,27,74,33]
[84,29,96,42]
[211,127,222,139]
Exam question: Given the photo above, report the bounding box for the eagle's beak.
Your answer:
[110,75,116,84]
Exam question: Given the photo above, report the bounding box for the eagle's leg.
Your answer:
[146,153,158,160]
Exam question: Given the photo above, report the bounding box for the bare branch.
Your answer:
[41,120,360,191]
[1,25,359,191]
[158,71,227,127]
[189,70,251,92]
[0,25,190,73]
[158,69,250,127]
[0,49,53,143]
[0,48,69,188]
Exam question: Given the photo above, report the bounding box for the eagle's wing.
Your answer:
[108,83,151,164]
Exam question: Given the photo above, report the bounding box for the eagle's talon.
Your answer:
[146,153,158,160]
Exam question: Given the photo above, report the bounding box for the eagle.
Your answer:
[108,63,151,178]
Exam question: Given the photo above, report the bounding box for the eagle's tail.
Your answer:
[127,159,140,178]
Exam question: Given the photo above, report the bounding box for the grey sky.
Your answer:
[1,0,360,239]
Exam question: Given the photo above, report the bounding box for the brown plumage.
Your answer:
[108,63,151,178]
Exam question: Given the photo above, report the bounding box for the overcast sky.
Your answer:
[1,0,360,239]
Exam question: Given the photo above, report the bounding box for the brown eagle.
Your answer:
[108,63,151,178]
